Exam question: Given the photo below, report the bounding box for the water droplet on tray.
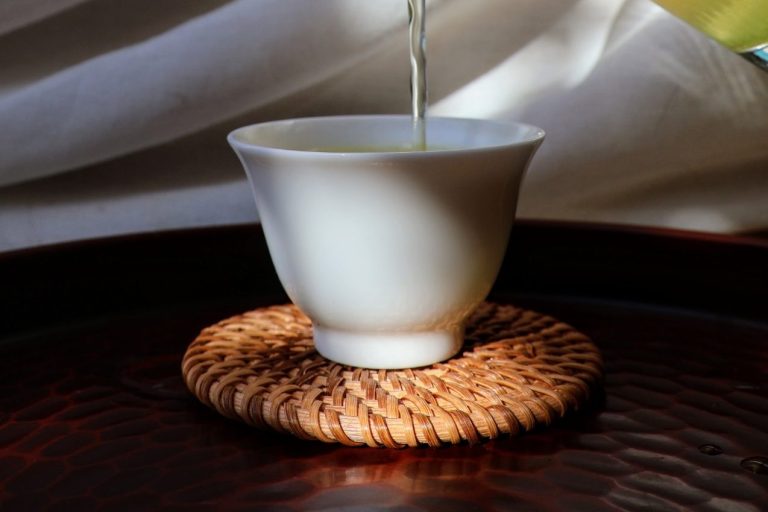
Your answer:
[740,456,768,474]
[698,444,723,456]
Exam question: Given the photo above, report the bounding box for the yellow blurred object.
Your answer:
[654,0,768,53]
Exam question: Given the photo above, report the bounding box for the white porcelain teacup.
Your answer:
[228,115,544,369]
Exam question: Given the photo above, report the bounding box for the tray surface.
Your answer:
[1,222,766,511]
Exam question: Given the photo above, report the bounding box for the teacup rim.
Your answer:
[227,114,545,157]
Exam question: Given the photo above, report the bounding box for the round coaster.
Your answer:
[182,303,602,447]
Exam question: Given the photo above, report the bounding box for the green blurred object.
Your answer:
[654,0,768,69]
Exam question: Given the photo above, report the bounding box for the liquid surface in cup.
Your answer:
[654,0,768,52]
[310,144,456,153]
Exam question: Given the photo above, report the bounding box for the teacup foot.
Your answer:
[313,325,464,369]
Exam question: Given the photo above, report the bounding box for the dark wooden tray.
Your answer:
[1,221,766,511]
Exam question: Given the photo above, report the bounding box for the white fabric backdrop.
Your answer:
[1,0,767,252]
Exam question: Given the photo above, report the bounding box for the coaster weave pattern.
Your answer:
[182,303,602,447]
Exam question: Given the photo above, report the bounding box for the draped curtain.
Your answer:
[1,0,767,251]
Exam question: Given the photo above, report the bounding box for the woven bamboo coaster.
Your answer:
[182,302,602,447]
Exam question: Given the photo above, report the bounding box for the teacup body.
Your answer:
[228,116,544,368]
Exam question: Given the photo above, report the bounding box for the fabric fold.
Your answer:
[0,0,406,186]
